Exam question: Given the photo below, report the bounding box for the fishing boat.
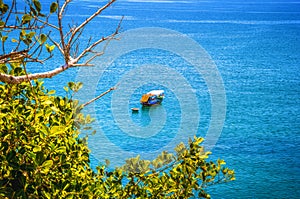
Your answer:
[140,90,165,106]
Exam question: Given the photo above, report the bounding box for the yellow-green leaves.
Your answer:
[50,125,65,137]
[0,2,9,14]
[118,136,235,198]
[33,0,41,13]
[48,90,56,95]
[0,77,234,198]
[40,33,47,44]
[55,146,67,154]
[45,43,55,53]
[50,2,58,14]
[33,145,42,152]
[1,35,8,42]
[152,151,174,169]
[40,160,53,174]
[22,14,32,24]
[68,81,83,92]
[42,191,51,199]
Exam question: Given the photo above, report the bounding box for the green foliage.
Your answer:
[50,2,58,14]
[45,43,55,53]
[0,68,235,198]
[117,137,235,198]
[0,67,95,198]
[0,0,235,198]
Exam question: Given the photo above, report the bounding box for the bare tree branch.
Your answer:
[82,87,117,107]
[33,16,59,30]
[83,52,104,66]
[0,50,29,64]
[74,16,123,64]
[48,36,64,55]
[0,62,71,84]
[67,0,117,49]
[57,0,71,61]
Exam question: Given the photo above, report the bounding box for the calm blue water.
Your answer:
[32,0,300,198]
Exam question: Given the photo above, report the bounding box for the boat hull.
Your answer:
[141,98,163,106]
[140,90,165,106]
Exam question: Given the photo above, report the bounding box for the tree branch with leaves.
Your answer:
[0,0,119,84]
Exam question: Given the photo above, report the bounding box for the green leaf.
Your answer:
[30,5,38,16]
[40,33,47,43]
[48,90,55,95]
[56,146,66,154]
[66,194,74,199]
[23,38,32,45]
[20,30,26,37]
[76,82,83,90]
[42,100,53,105]
[50,2,58,14]
[22,14,32,24]
[41,160,53,170]
[1,35,8,42]
[0,64,8,73]
[33,146,42,152]
[27,31,35,39]
[63,86,69,92]
[42,191,51,199]
[33,0,41,12]
[0,4,9,14]
[59,99,64,106]
[51,106,60,113]
[217,159,226,165]
[45,44,55,53]
[86,114,91,123]
[7,150,16,162]
[50,126,64,137]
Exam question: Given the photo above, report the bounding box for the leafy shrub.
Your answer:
[0,67,234,198]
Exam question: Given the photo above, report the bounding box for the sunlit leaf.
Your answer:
[1,35,8,42]
[56,146,66,154]
[41,160,53,169]
[48,90,55,95]
[45,44,55,53]
[22,14,32,24]
[33,146,42,152]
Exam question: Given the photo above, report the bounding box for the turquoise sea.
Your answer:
[33,0,300,198]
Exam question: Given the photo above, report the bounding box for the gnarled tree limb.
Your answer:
[0,62,70,84]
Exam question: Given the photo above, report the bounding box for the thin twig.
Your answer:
[57,0,69,60]
[82,87,116,107]
[48,36,64,55]
[67,0,117,48]
[75,16,123,63]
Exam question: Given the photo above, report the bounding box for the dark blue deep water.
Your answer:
[33,0,300,198]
